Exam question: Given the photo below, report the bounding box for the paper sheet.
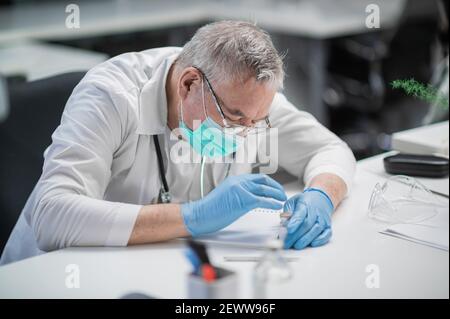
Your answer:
[194,210,282,249]
[380,207,449,251]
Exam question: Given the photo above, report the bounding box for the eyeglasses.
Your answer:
[194,66,272,136]
[368,175,448,224]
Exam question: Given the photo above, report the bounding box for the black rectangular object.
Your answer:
[384,153,449,178]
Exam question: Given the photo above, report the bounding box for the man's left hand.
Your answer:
[283,188,334,250]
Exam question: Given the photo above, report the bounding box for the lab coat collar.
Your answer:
[136,51,179,135]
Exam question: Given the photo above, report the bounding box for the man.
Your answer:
[0,21,355,265]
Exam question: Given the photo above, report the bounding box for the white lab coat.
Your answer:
[0,47,356,265]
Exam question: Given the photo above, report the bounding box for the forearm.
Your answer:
[128,204,190,245]
[32,192,141,251]
[308,173,347,209]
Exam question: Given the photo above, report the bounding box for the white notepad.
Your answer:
[380,207,449,251]
[194,210,282,249]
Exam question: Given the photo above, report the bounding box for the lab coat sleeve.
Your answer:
[269,93,356,194]
[29,80,142,252]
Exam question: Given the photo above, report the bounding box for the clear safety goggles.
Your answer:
[368,175,448,224]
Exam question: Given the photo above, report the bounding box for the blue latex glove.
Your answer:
[181,174,287,236]
[283,188,334,250]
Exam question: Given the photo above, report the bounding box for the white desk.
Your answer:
[359,121,450,197]
[0,0,405,43]
[0,41,108,81]
[358,151,449,197]
[0,166,447,299]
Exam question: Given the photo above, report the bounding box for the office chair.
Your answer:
[0,72,86,255]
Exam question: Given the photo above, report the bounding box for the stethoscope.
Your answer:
[152,134,234,204]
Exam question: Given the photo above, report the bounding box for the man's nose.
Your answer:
[240,117,254,127]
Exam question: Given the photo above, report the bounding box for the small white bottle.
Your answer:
[253,239,293,299]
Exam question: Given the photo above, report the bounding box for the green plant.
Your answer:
[390,78,449,109]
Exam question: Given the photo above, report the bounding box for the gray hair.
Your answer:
[176,20,285,90]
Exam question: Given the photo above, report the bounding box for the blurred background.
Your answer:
[0,0,448,253]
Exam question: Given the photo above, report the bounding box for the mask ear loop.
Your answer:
[200,156,206,198]
[178,98,185,125]
[200,77,208,121]
[200,76,206,199]
[178,75,206,126]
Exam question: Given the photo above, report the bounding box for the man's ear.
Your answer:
[178,67,202,100]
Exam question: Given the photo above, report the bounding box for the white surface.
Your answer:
[391,121,449,157]
[0,41,107,81]
[0,167,447,298]
[381,206,449,251]
[194,211,282,249]
[0,0,405,43]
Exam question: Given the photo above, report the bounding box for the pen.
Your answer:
[252,162,262,168]
[278,226,288,243]
[251,162,266,172]
[430,189,449,199]
[187,239,218,282]
[187,239,211,265]
[184,248,202,275]
[278,211,292,242]
[201,264,217,282]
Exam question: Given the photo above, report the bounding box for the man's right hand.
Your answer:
[181,174,287,237]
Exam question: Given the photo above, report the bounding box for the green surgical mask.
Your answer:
[179,110,243,158]
[178,79,243,158]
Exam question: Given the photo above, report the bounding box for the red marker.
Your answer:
[201,264,216,282]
